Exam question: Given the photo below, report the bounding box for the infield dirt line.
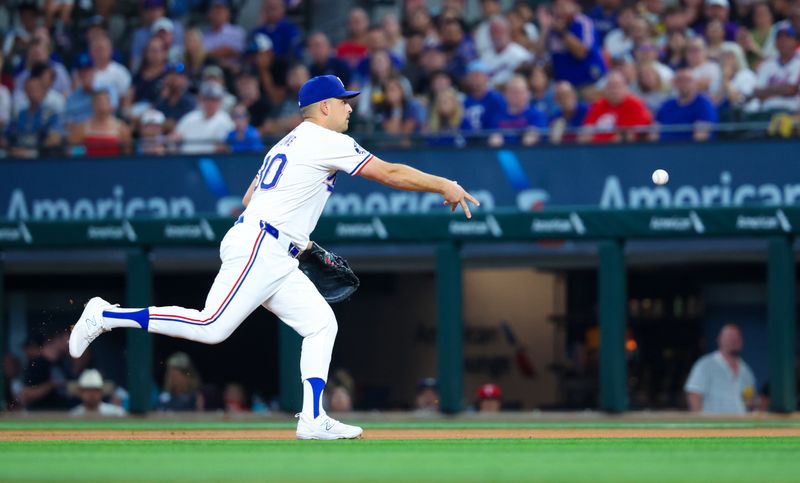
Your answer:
[1,428,799,441]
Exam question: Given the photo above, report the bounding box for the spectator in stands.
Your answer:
[717,45,757,109]
[8,74,64,158]
[89,33,132,101]
[653,68,717,141]
[439,17,477,82]
[738,2,773,70]
[476,383,502,412]
[406,7,439,46]
[130,0,184,72]
[245,33,288,108]
[541,0,607,89]
[251,0,301,60]
[376,76,423,138]
[138,108,167,155]
[69,369,126,417]
[158,352,204,411]
[226,103,263,153]
[200,64,236,112]
[183,28,210,87]
[479,16,532,88]
[235,70,271,134]
[128,36,169,117]
[604,6,638,60]
[473,0,504,57]
[69,89,132,156]
[697,0,738,41]
[19,329,69,410]
[202,0,245,70]
[488,74,546,147]
[662,29,689,71]
[460,61,507,133]
[589,0,621,43]
[401,33,427,93]
[307,32,352,88]
[223,383,249,412]
[751,25,800,116]
[706,19,744,63]
[381,13,406,62]
[528,64,557,118]
[336,8,370,68]
[262,63,307,135]
[415,377,439,412]
[14,38,71,100]
[3,2,41,70]
[549,81,588,144]
[635,63,670,113]
[64,54,99,126]
[685,324,756,414]
[508,1,540,53]
[687,37,722,99]
[151,17,184,66]
[356,50,406,119]
[762,2,800,60]
[426,87,464,135]
[355,26,404,86]
[13,62,66,119]
[155,63,196,133]
[172,81,233,154]
[635,42,674,86]
[581,70,653,143]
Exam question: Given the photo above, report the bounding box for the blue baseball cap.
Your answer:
[776,24,798,39]
[298,75,359,108]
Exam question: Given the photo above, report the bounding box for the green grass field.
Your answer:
[1,419,799,482]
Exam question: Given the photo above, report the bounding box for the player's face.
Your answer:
[327,98,353,132]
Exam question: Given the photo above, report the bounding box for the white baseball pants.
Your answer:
[134,222,337,382]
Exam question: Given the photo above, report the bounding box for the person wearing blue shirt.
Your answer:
[460,61,507,134]
[655,69,718,142]
[489,75,547,146]
[8,75,63,158]
[548,81,589,144]
[544,0,607,88]
[587,0,620,43]
[306,32,353,87]
[251,0,302,60]
[227,104,264,153]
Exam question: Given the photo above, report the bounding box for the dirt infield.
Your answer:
[1,427,799,441]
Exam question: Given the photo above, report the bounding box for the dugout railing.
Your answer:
[0,207,796,414]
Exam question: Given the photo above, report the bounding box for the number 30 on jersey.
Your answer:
[257,153,288,191]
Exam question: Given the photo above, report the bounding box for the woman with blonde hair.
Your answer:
[425,87,465,146]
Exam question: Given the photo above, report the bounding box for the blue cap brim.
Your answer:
[339,90,360,99]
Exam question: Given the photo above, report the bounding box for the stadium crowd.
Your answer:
[0,0,798,155]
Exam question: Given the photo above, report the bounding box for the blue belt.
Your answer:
[235,215,300,258]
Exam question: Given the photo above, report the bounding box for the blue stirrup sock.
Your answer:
[102,308,150,330]
[302,377,326,419]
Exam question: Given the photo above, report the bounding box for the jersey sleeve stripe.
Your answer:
[350,153,374,176]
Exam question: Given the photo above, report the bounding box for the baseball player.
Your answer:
[69,75,479,440]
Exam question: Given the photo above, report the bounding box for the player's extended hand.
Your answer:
[442,180,480,219]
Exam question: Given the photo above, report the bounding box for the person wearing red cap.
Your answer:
[476,383,502,412]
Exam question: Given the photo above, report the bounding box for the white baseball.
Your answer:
[652,169,669,185]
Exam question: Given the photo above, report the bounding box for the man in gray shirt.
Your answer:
[684,324,756,414]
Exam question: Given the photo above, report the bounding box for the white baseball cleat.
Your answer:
[69,297,114,358]
[296,413,363,440]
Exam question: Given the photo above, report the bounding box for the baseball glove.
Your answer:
[297,242,360,303]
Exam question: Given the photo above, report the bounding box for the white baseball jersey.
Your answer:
[242,120,374,248]
[754,53,800,113]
